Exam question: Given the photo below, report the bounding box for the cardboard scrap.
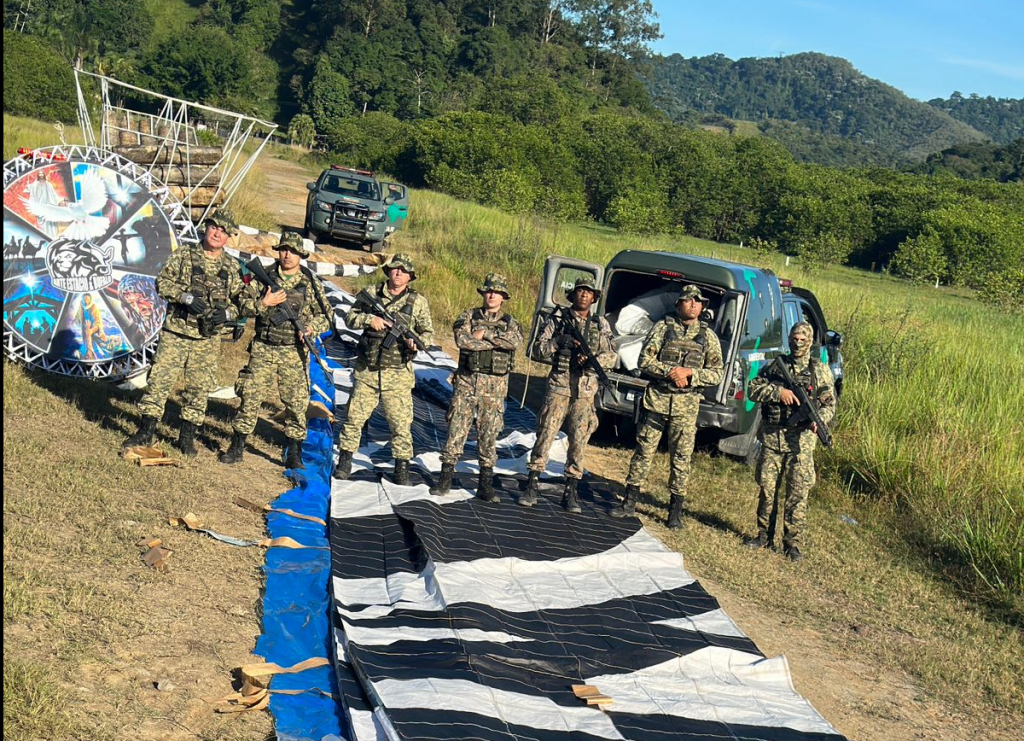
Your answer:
[306,400,334,422]
[123,445,180,467]
[233,497,328,526]
[571,685,613,707]
[216,657,334,714]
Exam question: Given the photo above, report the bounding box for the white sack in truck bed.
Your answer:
[613,285,679,370]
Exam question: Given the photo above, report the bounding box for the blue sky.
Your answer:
[649,0,1024,101]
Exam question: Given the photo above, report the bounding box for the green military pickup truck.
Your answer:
[528,251,845,462]
[304,166,409,252]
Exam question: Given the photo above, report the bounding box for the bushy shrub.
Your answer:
[3,32,77,123]
[890,227,947,284]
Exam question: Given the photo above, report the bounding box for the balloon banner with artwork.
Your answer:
[3,145,198,380]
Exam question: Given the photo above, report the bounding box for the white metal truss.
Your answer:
[73,68,278,224]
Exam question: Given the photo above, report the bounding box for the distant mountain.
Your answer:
[645,52,989,163]
[927,93,1024,145]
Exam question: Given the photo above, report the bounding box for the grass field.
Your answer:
[4,114,1022,737]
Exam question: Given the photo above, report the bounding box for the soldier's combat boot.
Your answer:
[666,495,684,530]
[476,467,499,503]
[393,459,410,486]
[785,545,804,562]
[518,471,540,507]
[561,478,582,514]
[333,450,353,480]
[175,421,198,457]
[745,532,769,550]
[430,464,455,496]
[610,485,640,519]
[219,433,246,464]
[285,442,304,470]
[122,416,157,450]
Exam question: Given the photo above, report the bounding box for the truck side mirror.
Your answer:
[306,182,316,191]
[826,329,843,347]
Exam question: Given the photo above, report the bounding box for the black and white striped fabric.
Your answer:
[322,283,846,741]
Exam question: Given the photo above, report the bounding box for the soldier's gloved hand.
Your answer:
[207,306,236,327]
[557,334,575,349]
[180,292,208,316]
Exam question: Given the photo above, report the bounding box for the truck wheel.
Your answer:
[369,239,386,254]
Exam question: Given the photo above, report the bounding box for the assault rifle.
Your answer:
[554,306,611,388]
[769,355,833,448]
[353,287,437,360]
[245,258,332,376]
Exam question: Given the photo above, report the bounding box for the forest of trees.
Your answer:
[646,52,999,161]
[3,0,1022,306]
[928,92,1024,144]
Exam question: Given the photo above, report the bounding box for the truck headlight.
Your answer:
[368,211,385,221]
[314,199,333,212]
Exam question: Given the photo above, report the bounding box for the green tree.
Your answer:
[605,176,670,234]
[2,31,77,122]
[287,113,317,148]
[890,227,948,284]
[306,54,355,131]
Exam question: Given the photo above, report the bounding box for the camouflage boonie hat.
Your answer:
[383,252,416,280]
[676,284,708,304]
[566,274,601,300]
[204,207,239,236]
[478,273,510,299]
[275,231,310,258]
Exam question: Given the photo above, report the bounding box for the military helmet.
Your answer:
[275,230,310,258]
[676,283,709,304]
[204,207,239,236]
[383,252,416,280]
[566,274,602,300]
[478,273,510,299]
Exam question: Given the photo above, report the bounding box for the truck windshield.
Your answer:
[321,175,379,200]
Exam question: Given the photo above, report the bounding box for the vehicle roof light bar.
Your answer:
[330,165,375,176]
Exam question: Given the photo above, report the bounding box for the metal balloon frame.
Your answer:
[3,145,199,380]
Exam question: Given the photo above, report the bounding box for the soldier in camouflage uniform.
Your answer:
[745,321,836,561]
[522,275,615,513]
[333,254,433,485]
[611,285,724,529]
[219,232,331,470]
[122,208,254,456]
[429,274,524,501]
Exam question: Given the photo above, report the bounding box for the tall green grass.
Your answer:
[393,189,1024,608]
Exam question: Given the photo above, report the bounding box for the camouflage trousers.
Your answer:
[441,372,508,468]
[528,384,599,480]
[137,330,221,426]
[755,427,818,548]
[626,392,700,500]
[337,366,415,460]
[232,341,309,440]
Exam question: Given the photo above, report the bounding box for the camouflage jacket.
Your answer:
[749,353,836,431]
[346,282,433,371]
[535,309,615,397]
[453,307,524,376]
[638,317,724,416]
[251,266,332,343]
[156,245,254,339]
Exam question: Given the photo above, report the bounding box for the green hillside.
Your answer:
[646,52,990,161]
[929,92,1024,144]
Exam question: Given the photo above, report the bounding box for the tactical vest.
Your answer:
[359,288,418,369]
[554,314,602,374]
[174,248,231,331]
[458,309,514,376]
[256,279,308,346]
[653,320,707,393]
[762,355,821,426]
